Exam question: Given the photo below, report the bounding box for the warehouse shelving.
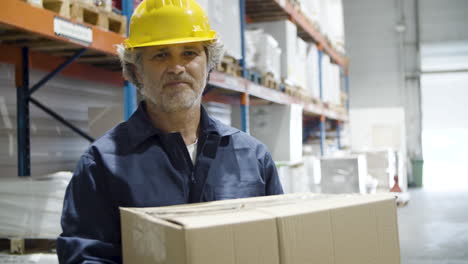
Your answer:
[245,0,348,69]
[1,0,349,176]
[245,0,350,155]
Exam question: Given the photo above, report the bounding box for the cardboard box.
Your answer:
[121,193,400,264]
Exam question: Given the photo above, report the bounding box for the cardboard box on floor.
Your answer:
[120,193,400,264]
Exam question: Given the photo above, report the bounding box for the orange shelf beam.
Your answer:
[0,0,125,55]
[0,44,123,86]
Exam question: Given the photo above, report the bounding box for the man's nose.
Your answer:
[167,58,186,75]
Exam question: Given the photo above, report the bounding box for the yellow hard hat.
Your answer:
[124,0,217,49]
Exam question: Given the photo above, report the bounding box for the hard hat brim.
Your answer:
[124,36,217,49]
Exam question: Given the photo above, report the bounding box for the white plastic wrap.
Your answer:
[244,29,261,70]
[306,43,320,98]
[303,154,321,192]
[245,29,282,80]
[198,0,242,59]
[202,102,232,126]
[0,172,72,238]
[294,37,308,89]
[320,155,368,194]
[247,20,298,84]
[356,150,397,191]
[245,104,303,163]
[277,162,310,194]
[322,54,341,105]
[318,0,345,52]
[0,254,58,264]
[298,0,321,25]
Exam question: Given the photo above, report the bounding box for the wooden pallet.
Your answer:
[71,1,108,30]
[21,0,71,17]
[107,10,127,35]
[74,0,112,12]
[262,72,280,90]
[217,56,242,77]
[0,238,56,254]
[44,0,70,17]
[284,84,303,98]
[70,1,127,35]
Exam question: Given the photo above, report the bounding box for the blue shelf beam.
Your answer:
[17,47,30,177]
[320,115,326,156]
[29,97,94,142]
[318,49,324,101]
[239,0,249,133]
[336,120,342,150]
[318,48,325,155]
[16,47,94,177]
[345,74,350,112]
[122,0,137,120]
[29,49,87,95]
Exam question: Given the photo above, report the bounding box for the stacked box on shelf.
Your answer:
[306,42,321,99]
[232,104,303,163]
[202,102,232,126]
[321,53,341,105]
[319,0,345,53]
[294,37,308,91]
[355,150,397,191]
[247,20,298,86]
[320,155,368,194]
[245,29,282,82]
[197,0,241,60]
[298,0,321,26]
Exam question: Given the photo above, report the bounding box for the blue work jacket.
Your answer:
[57,102,283,263]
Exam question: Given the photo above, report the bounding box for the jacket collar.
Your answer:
[126,101,239,150]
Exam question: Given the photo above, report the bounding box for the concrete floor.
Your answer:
[398,188,468,264]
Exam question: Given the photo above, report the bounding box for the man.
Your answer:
[57,0,283,263]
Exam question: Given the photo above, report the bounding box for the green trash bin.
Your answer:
[411,159,424,187]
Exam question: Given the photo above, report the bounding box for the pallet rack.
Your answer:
[0,0,350,176]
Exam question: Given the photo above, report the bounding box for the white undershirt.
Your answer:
[186,139,198,165]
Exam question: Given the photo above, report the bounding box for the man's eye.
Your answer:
[183,51,198,57]
[153,53,168,59]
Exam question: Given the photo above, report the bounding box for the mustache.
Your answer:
[163,74,195,84]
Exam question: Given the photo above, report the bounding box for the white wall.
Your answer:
[343,0,403,108]
[419,0,468,43]
[0,63,123,177]
[342,0,423,183]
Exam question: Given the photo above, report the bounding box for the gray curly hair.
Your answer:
[116,39,225,90]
